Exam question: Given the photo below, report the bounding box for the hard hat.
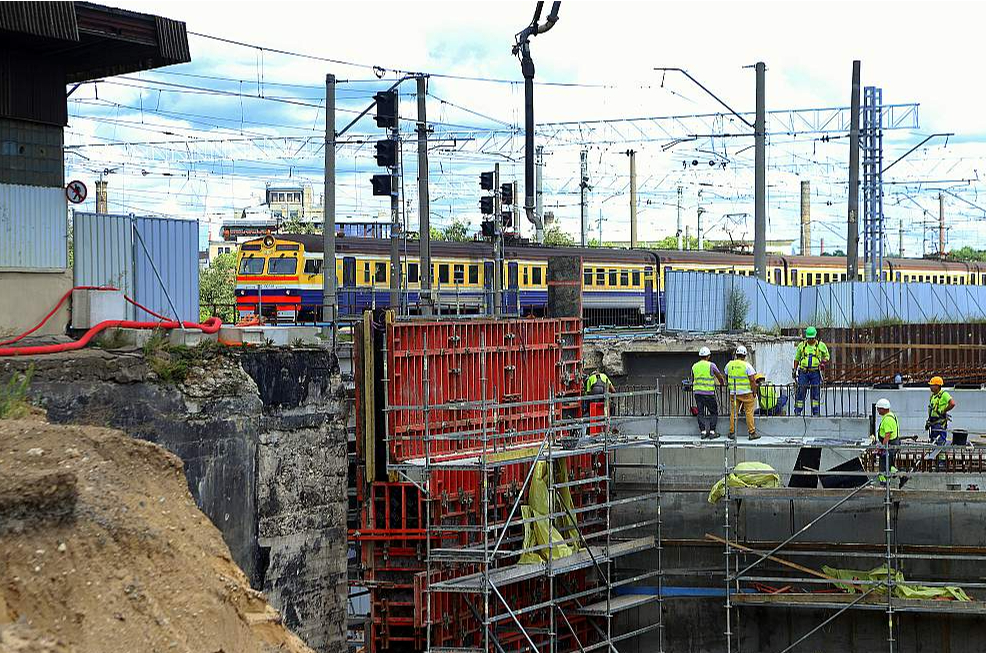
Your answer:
[699,346,711,357]
[929,376,944,386]
[735,345,747,356]
[805,326,817,338]
[755,373,765,381]
[876,398,891,410]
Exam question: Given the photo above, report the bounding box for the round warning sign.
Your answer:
[66,180,88,204]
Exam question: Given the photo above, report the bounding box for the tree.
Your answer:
[543,224,576,246]
[949,246,986,262]
[279,217,320,235]
[429,219,471,242]
[199,252,237,322]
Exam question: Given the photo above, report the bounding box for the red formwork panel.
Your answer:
[386,318,583,463]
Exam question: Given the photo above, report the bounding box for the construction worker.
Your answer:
[725,345,760,440]
[874,398,899,485]
[755,374,788,416]
[584,368,616,433]
[926,376,955,447]
[793,326,830,416]
[692,346,726,439]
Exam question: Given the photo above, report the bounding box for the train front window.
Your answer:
[303,259,322,275]
[239,257,265,275]
[268,257,297,275]
[375,262,387,283]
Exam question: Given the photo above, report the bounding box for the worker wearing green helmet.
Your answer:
[793,326,830,416]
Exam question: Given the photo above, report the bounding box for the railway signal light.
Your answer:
[371,174,394,196]
[480,171,495,191]
[501,211,513,228]
[375,139,398,167]
[481,219,495,238]
[374,90,398,129]
[480,196,495,215]
[500,183,514,204]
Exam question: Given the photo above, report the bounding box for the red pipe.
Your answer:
[0,285,118,347]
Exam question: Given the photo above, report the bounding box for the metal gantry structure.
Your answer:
[863,86,886,281]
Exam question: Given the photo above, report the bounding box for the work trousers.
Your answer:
[795,369,822,415]
[877,443,898,484]
[929,418,948,446]
[730,393,756,436]
[695,393,718,433]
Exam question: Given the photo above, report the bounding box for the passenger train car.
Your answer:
[234,234,985,325]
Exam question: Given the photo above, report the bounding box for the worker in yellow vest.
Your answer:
[755,374,788,416]
[584,369,616,429]
[793,326,830,416]
[692,346,726,439]
[874,398,899,486]
[725,345,760,440]
[926,375,955,447]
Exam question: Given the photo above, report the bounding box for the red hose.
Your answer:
[0,286,223,357]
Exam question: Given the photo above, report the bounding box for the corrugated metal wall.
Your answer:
[0,183,67,269]
[73,212,198,322]
[666,271,986,332]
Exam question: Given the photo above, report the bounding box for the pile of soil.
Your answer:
[0,419,312,653]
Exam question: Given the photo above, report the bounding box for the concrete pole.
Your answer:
[535,145,544,237]
[676,185,683,250]
[580,149,588,247]
[685,225,691,248]
[493,163,502,316]
[627,149,638,248]
[322,73,337,325]
[697,190,704,250]
[753,61,767,280]
[847,60,861,280]
[898,218,904,257]
[939,192,946,256]
[800,180,811,256]
[389,92,401,312]
[95,180,108,214]
[416,75,432,315]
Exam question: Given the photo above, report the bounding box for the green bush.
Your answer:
[0,366,34,419]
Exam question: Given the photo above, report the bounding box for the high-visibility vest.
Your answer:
[724,359,752,394]
[796,340,829,370]
[878,411,899,442]
[692,360,716,393]
[586,372,611,394]
[758,385,777,410]
[929,390,952,419]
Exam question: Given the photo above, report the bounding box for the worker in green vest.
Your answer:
[584,369,616,427]
[692,346,726,439]
[725,345,760,440]
[755,374,788,416]
[874,398,899,486]
[926,375,955,447]
[585,369,615,397]
[793,326,830,416]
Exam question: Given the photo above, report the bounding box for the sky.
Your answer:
[64,0,986,256]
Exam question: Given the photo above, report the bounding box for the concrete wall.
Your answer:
[0,269,71,338]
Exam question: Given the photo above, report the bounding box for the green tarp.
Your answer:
[822,565,973,602]
[708,461,781,504]
[519,460,581,564]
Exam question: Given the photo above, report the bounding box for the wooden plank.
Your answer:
[732,593,986,615]
[703,533,836,582]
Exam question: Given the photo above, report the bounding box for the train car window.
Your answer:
[620,270,629,286]
[239,257,265,275]
[268,257,298,275]
[275,244,300,251]
[532,267,543,285]
[438,264,450,284]
[970,274,976,286]
[303,259,322,275]
[468,265,479,284]
[608,269,617,285]
[596,269,605,285]
[241,244,261,251]
[453,264,465,284]
[840,273,847,282]
[632,270,641,286]
[982,274,986,285]
[374,262,387,283]
[584,269,593,286]
[363,262,371,284]
[823,273,831,284]
[805,275,813,286]
[522,266,529,285]
[790,269,798,285]
[408,263,419,284]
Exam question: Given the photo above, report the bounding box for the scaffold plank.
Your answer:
[729,487,986,502]
[732,593,986,615]
[575,593,657,616]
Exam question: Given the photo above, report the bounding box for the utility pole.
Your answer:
[697,190,705,251]
[535,145,544,238]
[676,185,683,250]
[753,61,767,280]
[416,75,432,315]
[800,180,811,256]
[493,163,503,316]
[514,1,560,244]
[95,179,108,214]
[580,149,589,247]
[389,94,401,312]
[939,192,946,257]
[597,209,603,245]
[898,218,904,257]
[322,73,337,326]
[627,149,638,248]
[847,60,861,280]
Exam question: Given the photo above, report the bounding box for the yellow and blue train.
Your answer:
[235,234,986,325]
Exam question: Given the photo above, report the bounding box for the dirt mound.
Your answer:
[0,419,312,653]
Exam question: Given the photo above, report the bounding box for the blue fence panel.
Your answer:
[133,216,199,323]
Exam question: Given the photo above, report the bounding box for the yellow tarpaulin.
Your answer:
[519,460,581,564]
[822,565,973,602]
[708,461,780,504]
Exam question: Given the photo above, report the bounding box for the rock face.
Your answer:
[1,345,349,653]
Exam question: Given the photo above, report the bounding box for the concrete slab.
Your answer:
[238,326,323,347]
[169,328,218,347]
[647,416,870,443]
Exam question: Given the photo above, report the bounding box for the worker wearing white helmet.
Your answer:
[691,346,726,439]
[724,345,760,440]
[874,398,899,485]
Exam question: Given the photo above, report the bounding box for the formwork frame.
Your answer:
[382,343,664,653]
[713,438,986,653]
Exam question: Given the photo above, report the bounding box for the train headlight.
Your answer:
[263,235,275,248]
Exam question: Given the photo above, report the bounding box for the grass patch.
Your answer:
[143,331,224,385]
[0,365,34,419]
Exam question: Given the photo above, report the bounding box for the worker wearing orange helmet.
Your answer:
[926,376,956,447]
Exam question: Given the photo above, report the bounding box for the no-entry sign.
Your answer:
[66,180,87,204]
